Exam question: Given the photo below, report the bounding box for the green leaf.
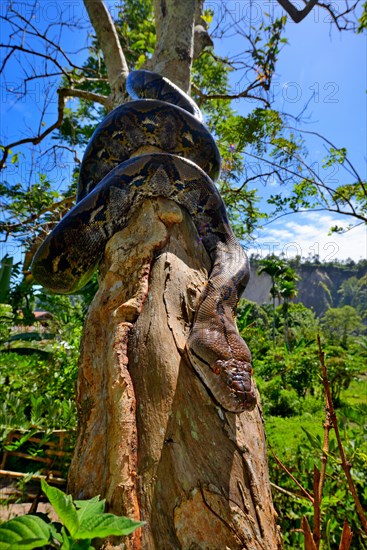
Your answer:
[41,479,79,537]
[70,542,92,550]
[76,514,144,539]
[301,426,321,450]
[60,528,91,550]
[0,515,51,549]
[60,527,71,549]
[75,496,105,524]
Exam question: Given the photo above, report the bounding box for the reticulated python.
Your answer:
[32,69,256,413]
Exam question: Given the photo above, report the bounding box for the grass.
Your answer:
[265,411,324,459]
[264,375,367,461]
[340,376,367,406]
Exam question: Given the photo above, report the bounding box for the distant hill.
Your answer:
[243,259,367,316]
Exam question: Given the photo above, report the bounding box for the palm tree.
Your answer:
[257,256,288,344]
[278,272,300,347]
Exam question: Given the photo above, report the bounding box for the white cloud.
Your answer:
[246,213,367,262]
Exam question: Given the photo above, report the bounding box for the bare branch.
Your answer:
[242,150,367,224]
[83,0,129,106]
[276,0,319,22]
[0,44,72,82]
[0,87,109,170]
[40,145,81,165]
[0,45,15,73]
[285,125,365,187]
[63,87,110,106]
[193,83,270,107]
[0,10,85,71]
[269,445,315,503]
[317,1,361,31]
[270,481,309,501]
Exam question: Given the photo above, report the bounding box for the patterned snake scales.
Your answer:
[32,69,256,413]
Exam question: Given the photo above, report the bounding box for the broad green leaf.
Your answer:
[60,527,71,549]
[60,528,92,550]
[301,426,321,450]
[76,514,144,539]
[68,541,92,550]
[0,515,51,549]
[75,496,105,523]
[41,479,79,537]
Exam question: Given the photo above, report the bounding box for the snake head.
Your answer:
[212,358,257,413]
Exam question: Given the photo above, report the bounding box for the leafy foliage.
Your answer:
[267,400,367,549]
[0,480,143,549]
[0,1,366,545]
[236,261,367,547]
[321,306,364,348]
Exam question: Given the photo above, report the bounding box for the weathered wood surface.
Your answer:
[68,198,281,549]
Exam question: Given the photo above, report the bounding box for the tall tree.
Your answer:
[277,268,300,346]
[64,2,281,548]
[0,1,365,547]
[257,256,289,343]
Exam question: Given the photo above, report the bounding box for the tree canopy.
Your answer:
[0,0,365,286]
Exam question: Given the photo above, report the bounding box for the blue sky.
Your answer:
[1,0,366,264]
[210,1,366,262]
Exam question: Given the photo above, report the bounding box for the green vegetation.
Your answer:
[0,0,366,546]
[238,258,367,548]
[0,479,143,549]
[1,253,365,547]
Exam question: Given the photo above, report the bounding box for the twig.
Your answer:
[312,406,332,548]
[339,520,353,550]
[319,408,331,502]
[270,481,309,501]
[312,465,321,548]
[0,44,71,81]
[0,87,109,171]
[192,82,270,107]
[269,445,314,504]
[302,516,317,550]
[317,335,367,536]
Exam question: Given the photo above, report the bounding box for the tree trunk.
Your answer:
[149,0,196,91]
[68,198,281,549]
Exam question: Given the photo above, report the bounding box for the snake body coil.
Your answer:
[32,69,256,413]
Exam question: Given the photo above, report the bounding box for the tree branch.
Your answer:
[193,83,270,107]
[269,445,314,504]
[242,150,367,224]
[276,0,319,23]
[0,44,72,81]
[0,87,109,171]
[317,1,360,31]
[0,196,75,234]
[83,0,129,106]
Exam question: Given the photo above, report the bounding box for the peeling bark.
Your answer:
[68,198,282,549]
